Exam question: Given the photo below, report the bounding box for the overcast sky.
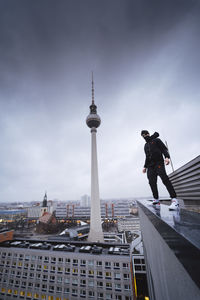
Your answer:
[0,0,199,203]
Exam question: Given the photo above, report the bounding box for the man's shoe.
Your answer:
[169,198,179,210]
[152,199,160,205]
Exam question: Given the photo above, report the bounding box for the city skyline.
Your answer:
[0,0,199,202]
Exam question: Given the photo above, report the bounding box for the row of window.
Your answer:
[0,280,131,291]
[0,270,130,283]
[0,288,132,300]
[0,254,129,269]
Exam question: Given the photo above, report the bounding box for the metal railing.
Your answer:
[169,155,200,203]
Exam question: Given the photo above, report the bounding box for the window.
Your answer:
[34,293,39,299]
[114,262,120,269]
[25,255,30,260]
[24,263,29,269]
[27,292,32,298]
[57,266,63,273]
[97,281,103,288]
[42,284,47,291]
[64,278,70,284]
[28,283,33,288]
[116,296,122,300]
[65,268,70,274]
[71,278,78,286]
[20,291,25,297]
[105,294,112,299]
[88,280,94,287]
[80,269,86,276]
[96,261,102,267]
[64,287,70,294]
[30,273,34,278]
[72,268,78,275]
[35,283,40,289]
[51,265,56,272]
[41,295,46,299]
[51,257,56,263]
[123,273,130,280]
[37,264,41,271]
[43,274,48,281]
[44,256,49,262]
[30,264,35,270]
[18,262,22,268]
[80,279,86,286]
[135,265,142,271]
[65,258,70,264]
[50,275,55,282]
[105,262,111,268]
[97,293,104,299]
[73,259,78,266]
[123,263,129,269]
[31,255,36,261]
[22,272,28,278]
[105,272,111,279]
[106,282,112,290]
[80,289,86,297]
[7,289,12,294]
[49,286,54,293]
[43,265,48,271]
[88,260,94,267]
[72,289,78,296]
[124,284,131,290]
[56,286,62,293]
[89,291,94,298]
[80,259,85,266]
[58,257,63,263]
[22,281,26,287]
[115,283,121,291]
[36,273,41,279]
[114,273,121,280]
[57,276,62,283]
[97,271,103,278]
[88,270,94,277]
[38,256,43,261]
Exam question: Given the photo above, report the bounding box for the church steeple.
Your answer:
[43,192,47,207]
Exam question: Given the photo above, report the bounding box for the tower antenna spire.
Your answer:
[92,71,94,105]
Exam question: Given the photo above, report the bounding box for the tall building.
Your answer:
[86,75,104,242]
[80,194,91,207]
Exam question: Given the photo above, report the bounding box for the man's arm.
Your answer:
[156,138,170,158]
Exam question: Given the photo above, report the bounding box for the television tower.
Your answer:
[86,74,104,242]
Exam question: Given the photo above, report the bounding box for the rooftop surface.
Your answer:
[0,239,130,257]
[137,199,200,290]
[138,199,200,250]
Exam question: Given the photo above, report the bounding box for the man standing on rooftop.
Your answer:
[141,130,179,210]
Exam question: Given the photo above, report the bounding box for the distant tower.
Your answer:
[86,74,104,242]
[43,192,47,207]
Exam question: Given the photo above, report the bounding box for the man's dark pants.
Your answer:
[147,163,176,199]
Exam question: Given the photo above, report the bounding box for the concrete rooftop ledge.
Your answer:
[137,199,200,298]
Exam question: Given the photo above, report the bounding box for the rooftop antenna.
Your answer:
[92,71,94,105]
[165,140,175,172]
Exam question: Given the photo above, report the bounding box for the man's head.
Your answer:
[141,130,150,138]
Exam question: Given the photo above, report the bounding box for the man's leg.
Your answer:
[157,164,177,198]
[147,167,159,199]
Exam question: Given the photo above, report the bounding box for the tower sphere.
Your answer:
[86,113,101,128]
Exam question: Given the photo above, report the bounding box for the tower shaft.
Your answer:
[88,127,104,242]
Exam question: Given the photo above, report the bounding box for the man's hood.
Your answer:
[144,132,159,142]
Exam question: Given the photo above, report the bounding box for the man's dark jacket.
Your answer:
[143,132,170,168]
